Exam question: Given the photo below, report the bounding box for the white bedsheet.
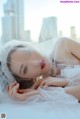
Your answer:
[0,87,80,119]
[0,101,80,119]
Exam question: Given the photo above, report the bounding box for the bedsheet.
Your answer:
[0,86,80,119]
[0,101,80,119]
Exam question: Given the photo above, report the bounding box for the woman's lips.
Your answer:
[40,60,46,70]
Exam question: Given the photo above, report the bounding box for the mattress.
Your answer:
[0,86,80,119]
[0,101,80,119]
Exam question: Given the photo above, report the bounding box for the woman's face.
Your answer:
[10,47,51,80]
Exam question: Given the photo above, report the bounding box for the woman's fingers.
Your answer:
[24,90,39,97]
[33,80,43,89]
[39,80,47,87]
[8,84,27,101]
[39,79,58,87]
[12,83,19,95]
[15,90,39,101]
[14,92,27,101]
[9,81,17,88]
[43,82,57,87]
[8,81,17,92]
[7,83,39,101]
[8,83,19,96]
[39,77,56,87]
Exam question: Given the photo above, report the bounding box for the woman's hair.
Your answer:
[7,45,35,89]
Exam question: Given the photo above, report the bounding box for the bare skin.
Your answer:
[51,37,80,64]
[10,48,51,79]
[7,37,80,101]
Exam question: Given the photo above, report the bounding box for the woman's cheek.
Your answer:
[33,70,41,78]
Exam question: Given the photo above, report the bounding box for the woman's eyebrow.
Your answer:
[20,64,24,74]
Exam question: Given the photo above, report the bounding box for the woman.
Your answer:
[0,37,80,101]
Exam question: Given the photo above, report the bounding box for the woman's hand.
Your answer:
[38,77,68,88]
[33,79,44,89]
[7,81,39,101]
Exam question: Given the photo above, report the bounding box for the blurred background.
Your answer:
[0,0,80,46]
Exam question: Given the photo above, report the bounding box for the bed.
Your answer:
[0,99,80,119]
[0,39,80,119]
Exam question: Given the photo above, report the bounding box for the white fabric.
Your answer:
[0,87,80,119]
[61,65,80,86]
[25,87,78,104]
[0,102,80,119]
[0,86,78,119]
[0,87,78,104]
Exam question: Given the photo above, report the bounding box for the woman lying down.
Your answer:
[0,37,80,103]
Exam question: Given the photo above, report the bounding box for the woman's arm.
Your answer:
[7,77,68,100]
[64,38,80,60]
[36,77,80,101]
[64,85,80,101]
[36,77,68,88]
[7,78,80,101]
[51,37,80,63]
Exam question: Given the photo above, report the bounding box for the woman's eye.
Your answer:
[23,66,28,74]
